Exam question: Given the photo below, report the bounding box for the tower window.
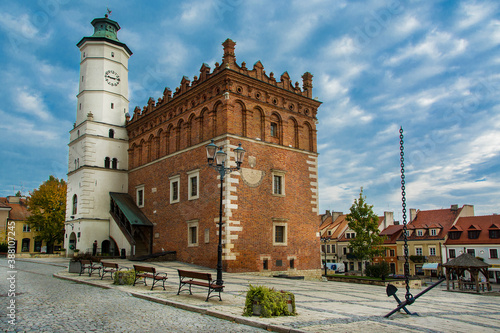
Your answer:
[83,52,85,58]
[104,157,110,168]
[79,103,82,110]
[272,170,286,196]
[270,122,278,137]
[273,222,287,245]
[109,129,114,138]
[72,194,78,215]
[111,52,114,57]
[82,76,84,82]
[112,158,118,169]
[170,175,180,204]
[187,170,200,200]
[187,220,199,247]
[111,103,114,109]
[136,185,145,208]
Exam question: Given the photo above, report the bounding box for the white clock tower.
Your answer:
[65,14,133,256]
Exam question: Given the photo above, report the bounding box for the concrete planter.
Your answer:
[68,261,81,274]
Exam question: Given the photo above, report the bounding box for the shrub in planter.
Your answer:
[243,285,296,317]
[0,242,8,252]
[113,269,135,285]
[366,261,390,279]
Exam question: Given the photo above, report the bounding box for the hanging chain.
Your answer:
[400,127,413,301]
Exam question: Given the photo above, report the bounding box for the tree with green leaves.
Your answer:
[26,176,67,254]
[345,188,386,275]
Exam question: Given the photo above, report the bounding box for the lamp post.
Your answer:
[206,139,245,286]
[321,236,328,276]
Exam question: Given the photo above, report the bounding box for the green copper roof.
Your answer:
[76,15,132,56]
[90,16,120,41]
[110,192,153,226]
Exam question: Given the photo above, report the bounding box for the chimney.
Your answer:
[451,204,459,211]
[332,211,343,221]
[321,210,331,223]
[7,196,21,204]
[410,209,417,222]
[384,211,394,229]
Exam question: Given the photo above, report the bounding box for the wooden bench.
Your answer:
[100,262,126,280]
[133,265,168,290]
[79,259,101,277]
[177,269,224,301]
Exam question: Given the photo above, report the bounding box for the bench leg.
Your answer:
[206,287,223,302]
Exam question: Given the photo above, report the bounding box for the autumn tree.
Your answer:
[26,176,67,254]
[345,188,386,275]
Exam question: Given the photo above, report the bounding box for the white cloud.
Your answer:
[16,87,51,121]
[385,30,467,65]
[0,109,70,147]
[456,1,496,30]
[0,13,38,39]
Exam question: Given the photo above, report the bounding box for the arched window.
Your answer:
[109,129,115,138]
[104,157,110,168]
[112,158,118,169]
[72,194,78,215]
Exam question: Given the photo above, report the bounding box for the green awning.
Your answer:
[110,192,153,226]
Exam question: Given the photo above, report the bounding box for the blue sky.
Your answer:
[1,0,499,218]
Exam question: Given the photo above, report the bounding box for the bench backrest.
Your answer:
[134,265,156,274]
[80,259,92,265]
[101,262,118,268]
[178,269,212,281]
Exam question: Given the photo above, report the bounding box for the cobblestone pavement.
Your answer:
[0,259,266,333]
[2,257,500,333]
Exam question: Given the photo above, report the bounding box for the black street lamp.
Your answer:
[206,139,245,286]
[321,236,328,276]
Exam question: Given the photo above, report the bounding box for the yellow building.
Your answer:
[396,205,474,277]
[0,196,62,254]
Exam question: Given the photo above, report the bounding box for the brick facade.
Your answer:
[126,39,321,273]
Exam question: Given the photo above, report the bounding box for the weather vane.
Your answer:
[105,8,112,18]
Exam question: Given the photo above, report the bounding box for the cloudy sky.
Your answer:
[1,0,499,218]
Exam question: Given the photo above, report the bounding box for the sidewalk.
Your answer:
[44,258,500,333]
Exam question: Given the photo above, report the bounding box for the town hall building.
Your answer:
[65,14,322,274]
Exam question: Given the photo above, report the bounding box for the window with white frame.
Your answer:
[136,185,145,208]
[170,175,180,204]
[187,169,199,200]
[416,229,424,236]
[23,224,31,232]
[415,247,423,256]
[429,247,436,256]
[490,249,498,259]
[449,248,456,258]
[187,220,199,247]
[430,229,438,236]
[467,248,475,256]
[272,170,285,196]
[273,220,287,246]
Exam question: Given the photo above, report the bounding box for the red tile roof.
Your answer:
[380,224,404,244]
[0,197,30,221]
[445,215,500,245]
[399,206,463,241]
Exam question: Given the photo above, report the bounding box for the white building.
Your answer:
[64,15,136,256]
[444,215,500,283]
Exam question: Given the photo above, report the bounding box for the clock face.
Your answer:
[105,70,120,86]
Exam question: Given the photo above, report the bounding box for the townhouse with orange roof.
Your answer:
[444,214,500,283]
[396,204,474,277]
[373,223,404,274]
[336,211,394,273]
[319,211,347,269]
